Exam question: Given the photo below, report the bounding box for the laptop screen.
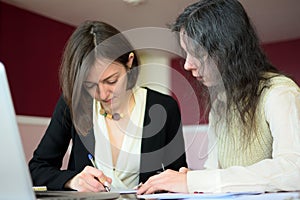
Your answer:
[0,62,36,200]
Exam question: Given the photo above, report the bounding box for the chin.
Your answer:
[202,80,215,87]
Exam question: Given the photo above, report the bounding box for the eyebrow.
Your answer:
[101,72,119,82]
[85,72,119,84]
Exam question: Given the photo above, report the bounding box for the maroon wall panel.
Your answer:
[262,38,300,85]
[171,58,208,125]
[0,2,75,117]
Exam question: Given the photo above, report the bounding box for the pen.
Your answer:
[156,163,166,174]
[161,163,165,171]
[88,153,111,192]
[133,182,143,190]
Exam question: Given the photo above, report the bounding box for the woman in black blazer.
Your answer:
[29,20,187,191]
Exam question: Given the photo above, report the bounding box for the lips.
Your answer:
[103,99,112,104]
[195,75,203,82]
[102,96,118,105]
[102,97,113,104]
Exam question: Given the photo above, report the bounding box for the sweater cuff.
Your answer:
[187,170,221,193]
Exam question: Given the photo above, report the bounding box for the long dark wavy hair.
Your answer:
[172,0,281,143]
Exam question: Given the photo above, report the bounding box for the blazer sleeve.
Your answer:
[162,94,187,170]
[28,96,78,190]
[140,89,187,182]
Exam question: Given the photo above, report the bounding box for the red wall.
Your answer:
[171,58,208,125]
[1,2,299,123]
[262,38,300,85]
[0,2,75,117]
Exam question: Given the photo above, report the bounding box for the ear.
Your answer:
[126,52,134,69]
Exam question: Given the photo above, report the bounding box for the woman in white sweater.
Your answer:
[137,0,300,194]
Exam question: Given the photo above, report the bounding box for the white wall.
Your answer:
[17,116,70,169]
[183,125,208,170]
[137,50,172,95]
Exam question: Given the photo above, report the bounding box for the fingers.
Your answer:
[70,166,111,192]
[86,166,111,187]
[137,171,168,194]
[179,167,189,173]
[106,177,112,184]
[137,179,160,194]
[133,182,143,190]
[137,169,188,194]
[78,171,104,192]
[88,166,112,191]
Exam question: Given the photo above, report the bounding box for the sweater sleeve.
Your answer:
[187,83,300,193]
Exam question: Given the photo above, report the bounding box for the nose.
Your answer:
[96,83,111,101]
[183,59,193,71]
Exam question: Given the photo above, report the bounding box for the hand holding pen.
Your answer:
[64,164,112,192]
[88,154,111,192]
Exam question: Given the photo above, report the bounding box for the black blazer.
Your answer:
[29,88,187,190]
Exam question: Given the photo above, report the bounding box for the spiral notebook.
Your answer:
[0,62,119,200]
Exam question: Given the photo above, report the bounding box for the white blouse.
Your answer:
[187,77,300,193]
[93,87,147,189]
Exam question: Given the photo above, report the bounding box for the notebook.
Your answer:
[0,62,120,200]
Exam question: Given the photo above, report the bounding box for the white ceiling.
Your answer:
[2,0,300,43]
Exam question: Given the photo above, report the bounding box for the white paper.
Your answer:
[236,192,300,200]
[137,191,263,199]
[110,188,137,194]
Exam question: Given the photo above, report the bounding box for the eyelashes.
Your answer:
[105,79,118,85]
[84,79,118,90]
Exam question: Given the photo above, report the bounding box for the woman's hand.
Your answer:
[179,167,189,173]
[136,169,188,194]
[65,166,112,192]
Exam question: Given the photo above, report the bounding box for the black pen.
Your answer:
[88,154,111,192]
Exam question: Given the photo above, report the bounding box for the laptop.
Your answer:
[0,62,120,200]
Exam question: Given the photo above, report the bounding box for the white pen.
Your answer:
[156,163,166,174]
[161,163,165,171]
[88,154,111,192]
